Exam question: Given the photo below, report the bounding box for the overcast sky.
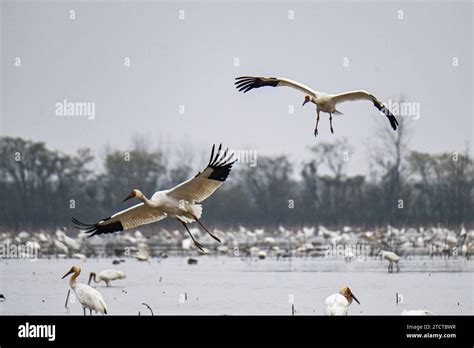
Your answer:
[1,0,472,175]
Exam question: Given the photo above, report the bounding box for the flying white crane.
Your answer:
[72,144,235,252]
[324,286,360,315]
[88,270,126,287]
[62,265,107,315]
[379,250,400,273]
[235,76,399,136]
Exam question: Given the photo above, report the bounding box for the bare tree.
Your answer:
[370,109,411,224]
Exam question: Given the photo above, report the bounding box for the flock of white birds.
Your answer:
[2,225,471,260]
[1,224,472,315]
[0,77,471,316]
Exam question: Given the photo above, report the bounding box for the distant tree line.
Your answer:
[1,124,473,231]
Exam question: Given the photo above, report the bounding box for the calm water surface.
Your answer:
[0,257,472,315]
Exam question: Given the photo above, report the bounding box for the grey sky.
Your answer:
[2,0,472,175]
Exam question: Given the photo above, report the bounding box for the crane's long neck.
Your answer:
[138,193,160,207]
[138,194,152,206]
[70,271,79,288]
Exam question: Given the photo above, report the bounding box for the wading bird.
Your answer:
[72,144,235,252]
[235,76,398,136]
[324,286,360,315]
[62,265,108,315]
[379,250,400,273]
[88,270,126,287]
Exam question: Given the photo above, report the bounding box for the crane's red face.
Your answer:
[122,190,138,202]
[302,95,312,107]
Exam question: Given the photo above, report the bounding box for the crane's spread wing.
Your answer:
[332,90,399,130]
[235,76,318,97]
[72,203,167,238]
[167,144,235,203]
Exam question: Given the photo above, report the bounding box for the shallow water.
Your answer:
[0,257,472,315]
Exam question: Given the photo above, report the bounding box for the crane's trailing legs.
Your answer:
[193,215,221,243]
[314,110,320,136]
[178,219,205,252]
[329,113,334,134]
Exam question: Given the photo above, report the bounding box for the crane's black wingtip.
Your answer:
[72,216,123,237]
[388,115,399,130]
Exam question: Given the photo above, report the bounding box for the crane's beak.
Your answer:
[302,100,309,107]
[352,293,360,305]
[62,269,74,279]
[122,194,133,203]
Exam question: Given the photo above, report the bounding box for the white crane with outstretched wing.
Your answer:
[72,144,235,252]
[235,76,398,136]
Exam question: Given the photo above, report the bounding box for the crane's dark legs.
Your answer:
[329,113,334,134]
[178,219,205,252]
[193,216,221,243]
[83,307,86,316]
[314,111,320,137]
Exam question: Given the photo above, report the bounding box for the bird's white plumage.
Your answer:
[380,250,400,262]
[97,270,126,282]
[73,283,108,314]
[108,203,167,230]
[273,77,319,97]
[332,90,378,104]
[235,75,399,134]
[72,144,234,252]
[167,167,224,203]
[324,294,350,315]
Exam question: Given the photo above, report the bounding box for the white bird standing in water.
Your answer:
[62,265,107,315]
[379,250,400,273]
[88,270,126,287]
[324,286,360,315]
[72,144,235,252]
[235,76,398,136]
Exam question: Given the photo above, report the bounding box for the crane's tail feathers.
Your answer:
[192,204,203,219]
[333,110,343,115]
